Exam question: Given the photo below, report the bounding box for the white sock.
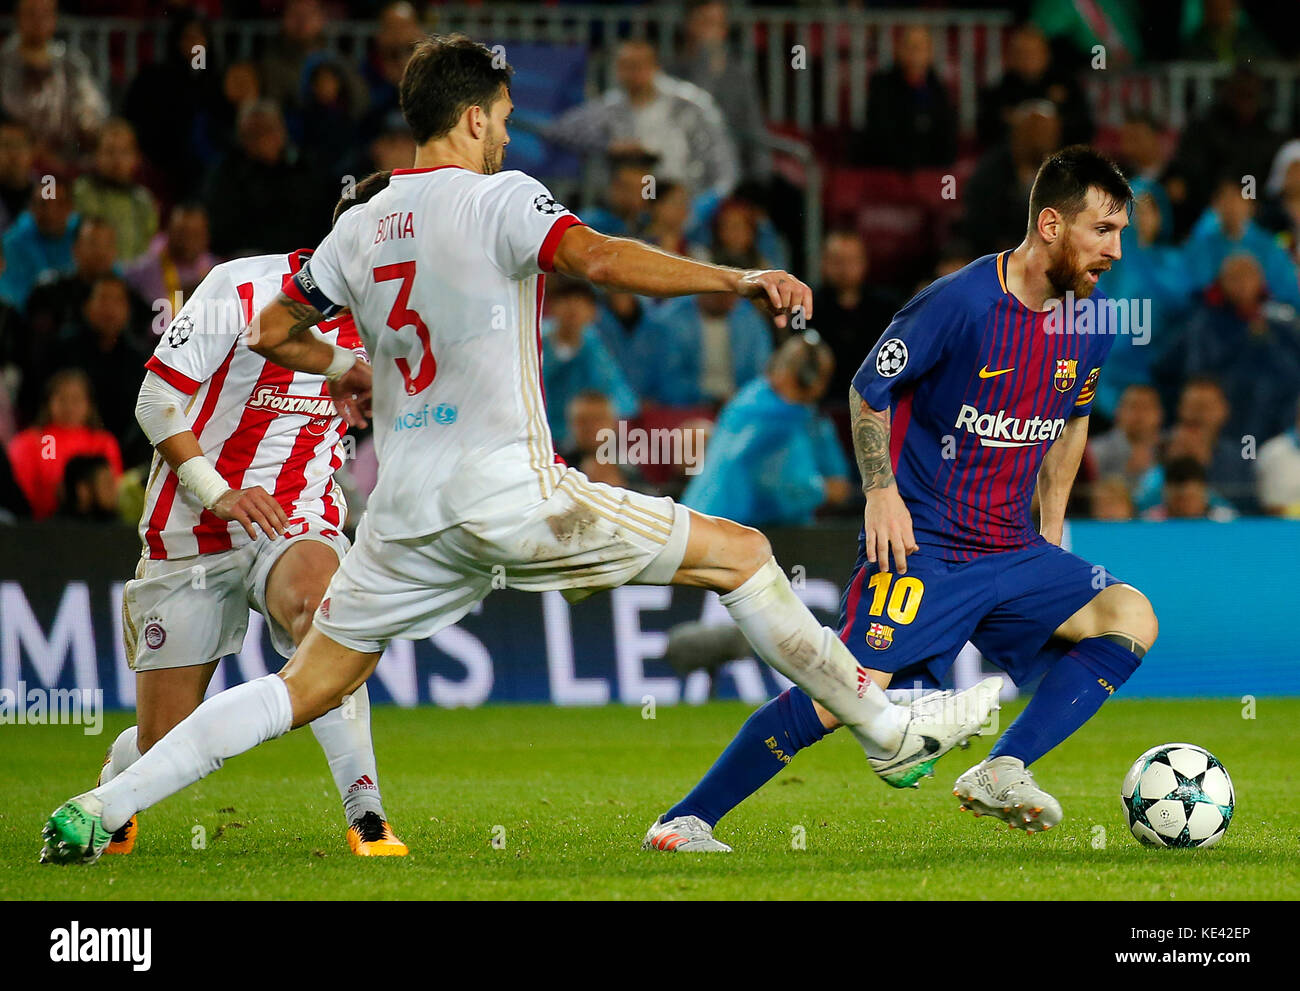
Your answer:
[99,726,141,784]
[93,674,294,832]
[308,682,385,824]
[719,558,907,755]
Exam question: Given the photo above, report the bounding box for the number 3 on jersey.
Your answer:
[373,261,436,395]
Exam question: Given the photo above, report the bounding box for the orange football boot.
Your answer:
[346,811,408,856]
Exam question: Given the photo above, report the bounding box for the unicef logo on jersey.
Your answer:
[394,403,458,431]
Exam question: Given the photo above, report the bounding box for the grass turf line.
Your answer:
[2,698,1297,900]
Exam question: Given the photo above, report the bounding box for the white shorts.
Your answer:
[123,515,350,671]
[313,468,691,654]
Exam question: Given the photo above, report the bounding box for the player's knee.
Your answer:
[282,672,348,727]
[730,524,773,585]
[287,595,320,646]
[1101,585,1158,653]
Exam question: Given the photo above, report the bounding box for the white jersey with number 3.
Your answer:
[287,166,584,540]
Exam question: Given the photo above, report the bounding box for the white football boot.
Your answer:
[864,676,1003,788]
[642,815,733,853]
[953,755,1064,832]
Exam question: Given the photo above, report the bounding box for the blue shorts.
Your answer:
[835,538,1123,689]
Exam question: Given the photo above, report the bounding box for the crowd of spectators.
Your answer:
[2,0,1299,529]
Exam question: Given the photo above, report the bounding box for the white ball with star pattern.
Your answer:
[875,338,908,377]
[1121,743,1234,849]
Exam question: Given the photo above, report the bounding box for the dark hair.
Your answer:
[169,199,207,219]
[400,34,512,144]
[76,214,115,238]
[39,368,102,430]
[88,273,129,295]
[607,150,660,176]
[1163,456,1207,487]
[58,454,111,513]
[569,389,613,411]
[770,330,832,390]
[333,169,393,225]
[0,113,31,139]
[824,226,865,245]
[1122,110,1161,131]
[1182,373,1225,397]
[653,180,683,203]
[1027,144,1132,232]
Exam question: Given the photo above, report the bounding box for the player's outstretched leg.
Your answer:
[264,540,407,857]
[41,629,381,866]
[671,511,1000,789]
[955,585,1156,832]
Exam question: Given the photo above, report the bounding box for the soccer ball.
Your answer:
[1121,743,1234,849]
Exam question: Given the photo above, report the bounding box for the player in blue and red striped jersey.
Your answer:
[646,146,1159,852]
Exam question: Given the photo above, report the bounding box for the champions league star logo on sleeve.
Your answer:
[165,313,193,348]
[532,193,566,215]
[875,338,908,377]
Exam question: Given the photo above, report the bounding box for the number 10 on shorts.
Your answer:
[864,572,925,625]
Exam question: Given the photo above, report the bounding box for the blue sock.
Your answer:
[990,636,1142,766]
[664,687,831,828]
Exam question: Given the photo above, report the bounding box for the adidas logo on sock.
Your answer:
[347,775,377,794]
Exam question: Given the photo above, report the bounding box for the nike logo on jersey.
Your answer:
[978,365,1015,379]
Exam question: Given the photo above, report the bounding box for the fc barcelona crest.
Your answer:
[1053,358,1078,393]
[866,622,895,650]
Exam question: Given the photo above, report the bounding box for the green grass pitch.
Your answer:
[3,698,1297,900]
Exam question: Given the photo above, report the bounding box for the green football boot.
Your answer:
[40,794,112,865]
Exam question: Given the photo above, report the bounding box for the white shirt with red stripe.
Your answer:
[285,166,583,541]
[141,252,365,560]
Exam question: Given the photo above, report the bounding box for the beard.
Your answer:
[482,126,506,175]
[1045,236,1105,299]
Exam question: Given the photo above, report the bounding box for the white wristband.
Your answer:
[177,456,232,510]
[324,344,357,382]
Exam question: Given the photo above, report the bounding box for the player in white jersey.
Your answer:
[44,35,999,864]
[84,173,407,858]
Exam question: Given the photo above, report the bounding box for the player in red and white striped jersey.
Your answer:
[93,173,407,858]
[136,249,353,561]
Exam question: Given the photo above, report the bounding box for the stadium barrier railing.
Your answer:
[8,11,1299,137]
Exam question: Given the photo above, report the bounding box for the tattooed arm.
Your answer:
[248,293,373,427]
[850,384,896,492]
[851,384,917,573]
[247,293,339,374]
